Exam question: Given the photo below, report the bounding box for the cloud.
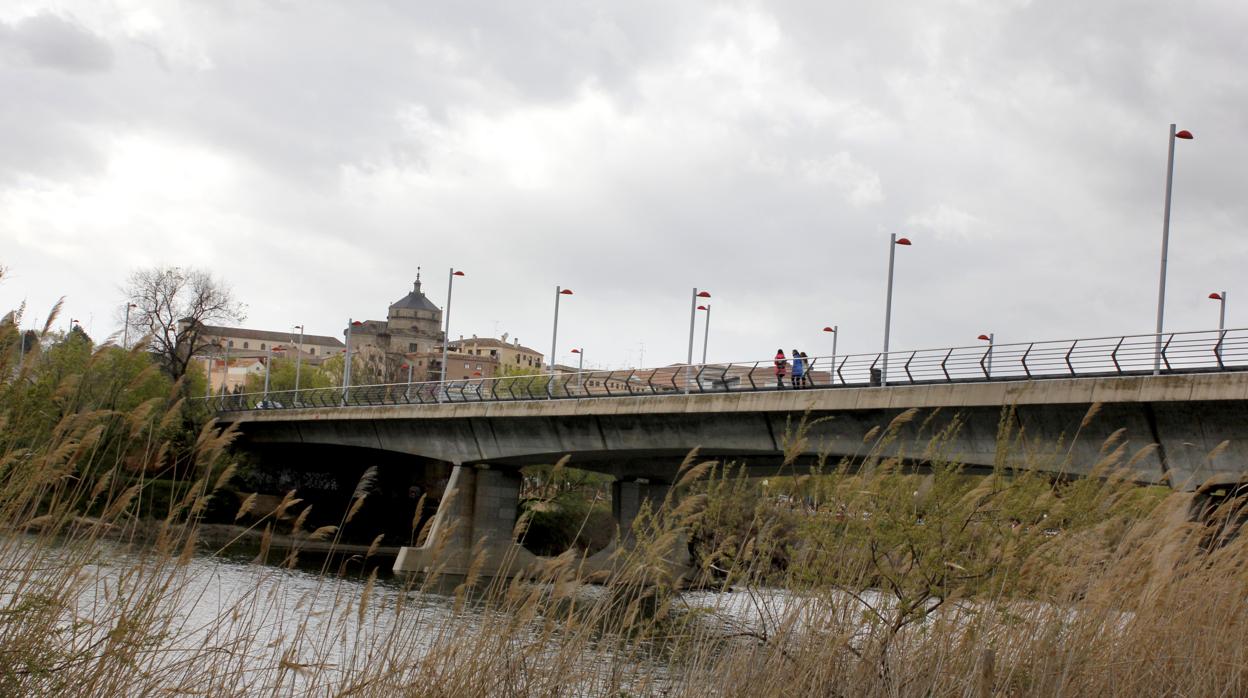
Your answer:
[0,11,113,73]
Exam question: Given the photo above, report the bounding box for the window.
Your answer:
[464,362,470,369]
[260,343,266,350]
[409,343,418,352]
[243,342,249,349]
[475,364,481,370]
[227,340,234,348]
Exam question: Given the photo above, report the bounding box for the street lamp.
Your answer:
[687,289,710,393]
[570,348,583,390]
[401,362,413,400]
[264,344,286,402]
[343,320,361,405]
[822,326,838,386]
[440,269,466,385]
[549,287,574,394]
[881,235,911,385]
[977,333,995,378]
[1210,291,1227,364]
[697,304,711,365]
[1153,124,1194,375]
[122,303,137,349]
[292,324,305,396]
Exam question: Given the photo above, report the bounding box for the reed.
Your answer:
[2,310,1246,696]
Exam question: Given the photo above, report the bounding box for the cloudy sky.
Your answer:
[2,0,1245,370]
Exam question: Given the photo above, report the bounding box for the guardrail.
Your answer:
[203,327,1248,412]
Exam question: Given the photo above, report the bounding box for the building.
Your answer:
[192,325,345,394]
[349,274,545,384]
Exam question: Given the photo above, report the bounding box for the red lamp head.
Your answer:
[977,334,990,341]
[697,305,708,311]
[1209,292,1224,300]
[452,270,465,277]
[822,326,836,332]
[570,348,581,354]
[1176,129,1194,140]
[895,237,912,246]
[400,363,409,369]
[351,321,363,326]
[560,289,574,295]
[696,290,711,298]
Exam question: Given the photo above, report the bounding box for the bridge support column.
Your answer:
[582,479,693,584]
[393,464,537,579]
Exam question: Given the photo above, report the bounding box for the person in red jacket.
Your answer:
[774,349,787,388]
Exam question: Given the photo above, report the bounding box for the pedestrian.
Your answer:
[791,349,805,389]
[800,351,811,387]
[773,349,787,388]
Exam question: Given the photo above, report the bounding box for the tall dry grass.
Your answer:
[2,305,1247,695]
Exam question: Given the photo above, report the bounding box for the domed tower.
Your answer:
[387,269,443,353]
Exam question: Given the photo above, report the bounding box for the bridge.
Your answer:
[212,328,1248,578]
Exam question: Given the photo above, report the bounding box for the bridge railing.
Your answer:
[203,327,1248,412]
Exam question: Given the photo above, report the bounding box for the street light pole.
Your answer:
[687,289,710,393]
[123,303,136,349]
[263,344,273,400]
[402,362,413,401]
[292,324,305,396]
[882,235,911,385]
[571,348,583,390]
[1154,123,1194,375]
[220,342,229,395]
[699,304,711,365]
[549,286,573,390]
[342,319,355,405]
[823,326,838,386]
[978,333,995,377]
[440,269,465,385]
[1210,291,1227,364]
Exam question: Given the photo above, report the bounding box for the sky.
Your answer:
[2,0,1246,371]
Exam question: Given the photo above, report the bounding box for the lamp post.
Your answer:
[292,324,305,397]
[571,348,583,390]
[220,341,230,395]
[401,362,413,401]
[977,333,995,378]
[440,269,465,385]
[881,235,911,385]
[697,304,711,365]
[263,344,285,402]
[1153,124,1194,375]
[122,303,137,348]
[1210,291,1227,364]
[343,320,360,405]
[549,286,574,395]
[687,289,711,393]
[822,326,838,386]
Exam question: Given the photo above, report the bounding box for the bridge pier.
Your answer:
[393,469,694,584]
[393,464,538,579]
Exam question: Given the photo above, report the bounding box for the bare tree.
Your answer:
[125,266,245,381]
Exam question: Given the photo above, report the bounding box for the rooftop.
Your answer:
[199,325,344,347]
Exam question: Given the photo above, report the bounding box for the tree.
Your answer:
[244,357,334,393]
[124,267,245,382]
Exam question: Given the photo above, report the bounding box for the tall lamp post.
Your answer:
[1210,291,1227,364]
[881,235,911,385]
[687,289,711,393]
[343,320,360,405]
[440,269,466,385]
[551,287,574,389]
[122,303,137,349]
[697,304,711,365]
[1153,124,1194,375]
[401,362,413,400]
[822,326,838,386]
[977,333,995,378]
[263,344,285,403]
[292,324,305,396]
[570,348,583,390]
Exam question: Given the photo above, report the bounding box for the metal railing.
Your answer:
[203,328,1248,413]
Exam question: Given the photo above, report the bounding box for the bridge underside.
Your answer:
[220,373,1248,580]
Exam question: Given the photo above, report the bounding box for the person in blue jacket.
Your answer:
[790,349,805,389]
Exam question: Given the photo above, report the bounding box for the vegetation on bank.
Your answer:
[2,288,1248,695]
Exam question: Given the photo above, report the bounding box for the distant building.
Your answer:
[190,324,345,394]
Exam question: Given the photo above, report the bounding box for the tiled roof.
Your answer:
[199,325,344,347]
[389,281,441,313]
[451,337,543,355]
